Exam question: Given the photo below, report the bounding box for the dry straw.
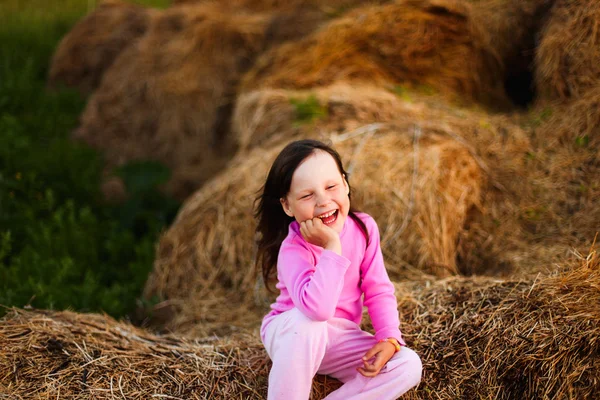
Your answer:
[48,0,158,94]
[241,0,509,106]
[2,247,598,399]
[143,83,533,335]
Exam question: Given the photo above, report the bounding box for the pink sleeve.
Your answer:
[360,216,406,345]
[278,237,351,321]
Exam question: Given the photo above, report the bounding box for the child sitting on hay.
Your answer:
[255,139,422,399]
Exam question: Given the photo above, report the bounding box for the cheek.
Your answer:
[337,193,350,212]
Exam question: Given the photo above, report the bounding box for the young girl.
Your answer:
[255,139,422,400]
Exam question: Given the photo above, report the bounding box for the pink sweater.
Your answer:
[261,212,405,345]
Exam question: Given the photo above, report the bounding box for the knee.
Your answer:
[400,348,423,388]
[286,308,328,337]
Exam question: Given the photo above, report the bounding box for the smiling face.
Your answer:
[280,150,350,233]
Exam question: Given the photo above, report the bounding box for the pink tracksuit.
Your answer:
[261,213,422,399]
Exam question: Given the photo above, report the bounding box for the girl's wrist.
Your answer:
[324,236,342,254]
[379,338,401,353]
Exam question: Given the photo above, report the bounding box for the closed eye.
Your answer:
[300,193,312,199]
[327,185,337,190]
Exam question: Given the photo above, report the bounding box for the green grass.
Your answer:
[0,0,177,319]
[290,95,328,125]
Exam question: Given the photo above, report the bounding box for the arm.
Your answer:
[278,237,350,321]
[360,217,406,345]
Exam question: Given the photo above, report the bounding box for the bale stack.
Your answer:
[48,0,158,94]
[241,0,510,107]
[2,248,598,399]
[69,0,384,200]
[73,3,271,199]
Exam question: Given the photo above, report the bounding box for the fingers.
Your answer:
[362,346,378,362]
[357,359,380,377]
[299,218,322,240]
[357,349,383,377]
[370,352,387,372]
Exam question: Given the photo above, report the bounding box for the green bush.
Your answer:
[0,0,176,319]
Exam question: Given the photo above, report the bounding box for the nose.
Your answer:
[315,190,330,207]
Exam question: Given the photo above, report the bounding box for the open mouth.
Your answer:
[317,209,338,225]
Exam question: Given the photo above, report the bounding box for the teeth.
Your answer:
[317,210,336,219]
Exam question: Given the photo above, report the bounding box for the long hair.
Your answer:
[254,139,369,291]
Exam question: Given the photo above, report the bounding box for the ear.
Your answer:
[343,174,350,195]
[280,197,294,217]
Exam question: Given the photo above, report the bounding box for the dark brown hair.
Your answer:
[254,139,369,291]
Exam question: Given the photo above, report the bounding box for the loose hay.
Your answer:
[73,3,271,199]
[2,248,598,399]
[48,0,157,94]
[535,0,600,101]
[241,0,509,107]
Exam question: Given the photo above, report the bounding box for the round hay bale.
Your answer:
[145,87,495,307]
[73,3,271,199]
[144,84,536,335]
[535,0,600,101]
[2,251,598,399]
[48,0,157,94]
[144,84,533,312]
[241,0,509,106]
[232,83,535,274]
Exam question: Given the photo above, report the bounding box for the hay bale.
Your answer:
[48,0,157,94]
[241,0,510,106]
[2,250,598,399]
[149,130,483,301]
[0,308,269,399]
[144,84,539,335]
[0,308,341,399]
[73,3,271,199]
[397,247,600,399]
[535,0,600,101]
[142,84,539,323]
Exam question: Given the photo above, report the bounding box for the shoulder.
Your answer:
[351,211,379,231]
[280,222,310,252]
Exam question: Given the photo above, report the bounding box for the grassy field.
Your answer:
[0,0,176,319]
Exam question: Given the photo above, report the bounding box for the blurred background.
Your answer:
[0,0,177,320]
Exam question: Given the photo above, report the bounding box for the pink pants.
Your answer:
[262,308,422,400]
